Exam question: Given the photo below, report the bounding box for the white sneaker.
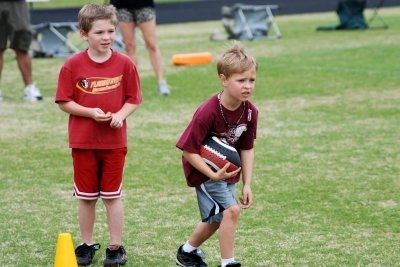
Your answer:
[158,80,171,96]
[24,84,43,101]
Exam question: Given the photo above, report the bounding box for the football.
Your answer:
[200,136,241,172]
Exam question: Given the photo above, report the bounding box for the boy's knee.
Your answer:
[224,205,240,220]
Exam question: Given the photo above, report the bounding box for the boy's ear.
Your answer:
[219,74,227,85]
[80,29,88,40]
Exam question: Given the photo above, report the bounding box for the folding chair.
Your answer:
[31,22,81,58]
[31,22,125,58]
[368,0,389,29]
[216,4,281,41]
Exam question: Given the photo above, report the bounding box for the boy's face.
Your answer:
[80,19,116,55]
[219,67,257,102]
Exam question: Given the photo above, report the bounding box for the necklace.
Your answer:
[218,93,246,128]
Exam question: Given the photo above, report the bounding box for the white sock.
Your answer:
[221,257,235,267]
[182,241,197,253]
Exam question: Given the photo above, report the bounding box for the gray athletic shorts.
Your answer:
[0,1,32,51]
[196,180,238,224]
[116,7,155,24]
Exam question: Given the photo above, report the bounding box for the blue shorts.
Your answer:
[196,180,238,224]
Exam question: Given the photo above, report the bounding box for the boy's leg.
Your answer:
[218,204,240,259]
[188,221,219,248]
[102,198,124,246]
[195,180,240,263]
[78,199,98,244]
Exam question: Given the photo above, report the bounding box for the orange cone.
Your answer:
[54,233,78,267]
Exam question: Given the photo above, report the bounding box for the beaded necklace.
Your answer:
[218,93,246,128]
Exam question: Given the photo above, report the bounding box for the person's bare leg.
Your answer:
[103,198,124,246]
[78,199,97,244]
[15,49,32,86]
[187,221,220,247]
[139,19,164,81]
[118,22,138,64]
[219,205,240,259]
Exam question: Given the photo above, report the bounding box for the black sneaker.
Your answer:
[218,262,241,267]
[103,245,127,266]
[176,245,208,267]
[75,243,101,266]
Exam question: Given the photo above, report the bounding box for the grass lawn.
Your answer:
[0,7,399,267]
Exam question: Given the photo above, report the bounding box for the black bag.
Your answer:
[336,0,368,29]
[317,0,368,31]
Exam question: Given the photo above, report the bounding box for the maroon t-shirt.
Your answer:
[55,50,142,149]
[176,93,258,187]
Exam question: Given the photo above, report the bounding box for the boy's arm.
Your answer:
[183,150,241,181]
[58,101,111,122]
[239,148,254,209]
[110,103,139,129]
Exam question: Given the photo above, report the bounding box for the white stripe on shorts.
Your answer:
[200,183,220,216]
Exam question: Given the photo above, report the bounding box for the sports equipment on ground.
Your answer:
[172,52,212,65]
[200,136,241,172]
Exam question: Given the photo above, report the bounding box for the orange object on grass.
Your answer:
[172,52,213,66]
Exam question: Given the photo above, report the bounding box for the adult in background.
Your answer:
[0,0,43,102]
[110,0,171,96]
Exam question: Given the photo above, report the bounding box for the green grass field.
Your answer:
[0,7,399,267]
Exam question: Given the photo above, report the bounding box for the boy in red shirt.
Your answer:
[55,4,142,266]
[176,42,258,267]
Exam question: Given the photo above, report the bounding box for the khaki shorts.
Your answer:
[0,1,32,51]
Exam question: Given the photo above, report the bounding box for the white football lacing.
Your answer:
[204,145,226,160]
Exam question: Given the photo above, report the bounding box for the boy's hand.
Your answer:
[212,163,241,181]
[110,113,124,129]
[240,185,253,209]
[91,108,112,122]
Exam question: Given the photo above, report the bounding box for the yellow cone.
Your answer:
[54,233,78,267]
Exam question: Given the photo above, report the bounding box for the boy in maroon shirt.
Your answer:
[176,41,258,267]
[55,4,142,266]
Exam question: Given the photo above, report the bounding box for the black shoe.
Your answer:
[103,245,127,266]
[75,243,101,266]
[176,245,208,267]
[218,262,241,267]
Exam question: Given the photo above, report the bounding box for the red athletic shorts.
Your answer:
[72,147,127,200]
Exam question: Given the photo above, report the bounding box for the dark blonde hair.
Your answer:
[217,41,258,78]
[78,4,118,33]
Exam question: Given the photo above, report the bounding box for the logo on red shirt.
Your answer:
[76,75,123,94]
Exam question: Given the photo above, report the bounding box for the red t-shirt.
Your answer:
[55,50,142,149]
[176,93,258,187]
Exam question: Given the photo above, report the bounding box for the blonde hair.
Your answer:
[217,41,258,78]
[78,4,118,33]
